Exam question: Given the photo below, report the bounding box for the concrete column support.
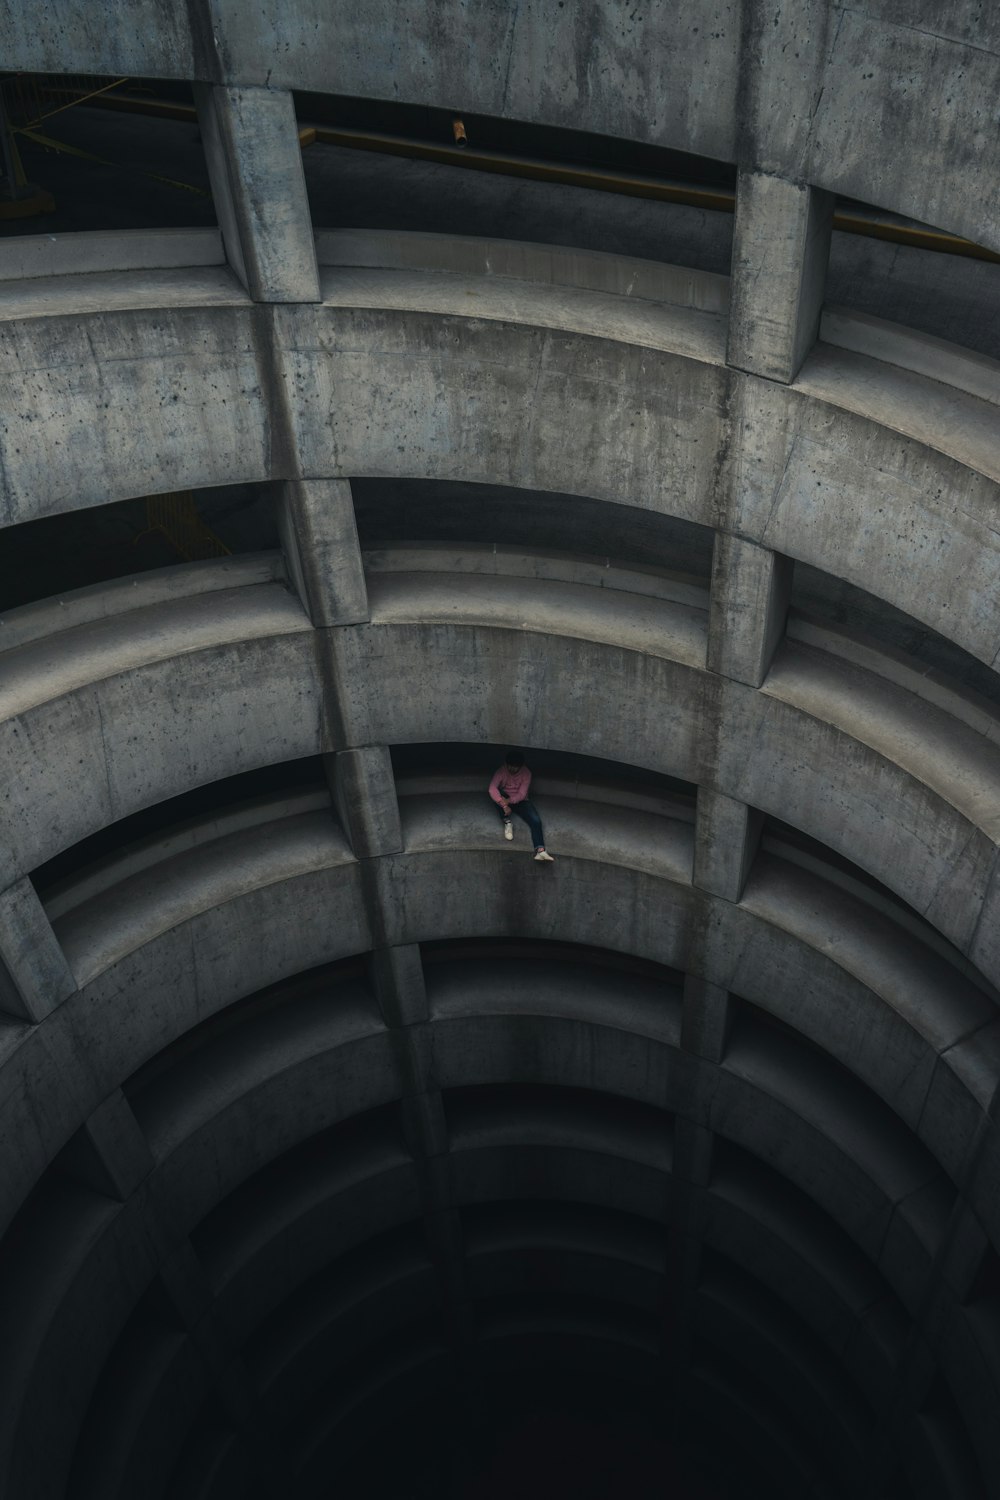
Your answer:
[0,877,76,1022]
[370,943,472,1340]
[708,532,792,688]
[664,1113,715,1384]
[693,788,762,905]
[370,943,428,1028]
[727,171,834,384]
[58,1090,155,1201]
[682,974,736,1065]
[275,479,369,628]
[326,746,402,860]
[194,83,320,303]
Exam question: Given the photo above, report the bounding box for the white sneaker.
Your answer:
[503,819,513,841]
[534,848,555,862]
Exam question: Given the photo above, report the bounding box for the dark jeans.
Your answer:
[492,796,545,848]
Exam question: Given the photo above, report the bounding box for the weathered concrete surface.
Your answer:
[0,850,370,1239]
[315,229,732,313]
[0,229,225,282]
[727,174,833,384]
[195,85,320,304]
[330,583,1000,975]
[280,291,727,522]
[276,479,369,627]
[0,303,263,525]
[0,553,284,655]
[4,563,999,993]
[6,1,997,248]
[0,980,939,1498]
[0,878,76,1023]
[217,2,741,165]
[0,13,998,1487]
[0,593,323,887]
[707,534,792,688]
[4,284,999,677]
[747,0,1000,252]
[693,789,762,904]
[2,793,994,1253]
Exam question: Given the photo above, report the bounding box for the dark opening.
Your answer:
[354,478,716,580]
[1,76,215,235]
[296,94,735,272]
[0,483,279,615]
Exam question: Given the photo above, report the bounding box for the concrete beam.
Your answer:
[707,533,792,688]
[0,878,76,1023]
[194,84,320,303]
[275,479,369,628]
[727,172,834,383]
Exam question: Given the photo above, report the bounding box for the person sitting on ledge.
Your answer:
[488,749,555,862]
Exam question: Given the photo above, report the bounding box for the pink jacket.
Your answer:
[489,764,532,805]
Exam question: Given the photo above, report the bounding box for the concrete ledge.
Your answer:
[364,541,709,610]
[55,811,354,986]
[252,1254,440,1436]
[316,266,730,366]
[4,811,996,1274]
[0,625,324,889]
[0,1183,159,1500]
[0,1140,896,1497]
[0,582,310,721]
[4,583,999,990]
[199,1129,419,1344]
[316,230,731,312]
[0,267,250,323]
[695,1274,869,1469]
[796,344,1000,487]
[45,788,332,921]
[0,860,370,1239]
[2,289,998,682]
[69,1329,207,1500]
[0,228,226,283]
[821,308,1000,411]
[7,0,996,252]
[0,302,264,525]
[365,580,703,681]
[0,553,285,657]
[134,1007,395,1233]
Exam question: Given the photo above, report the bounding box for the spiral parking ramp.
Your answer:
[1,3,1000,1497]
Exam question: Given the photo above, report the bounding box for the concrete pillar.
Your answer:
[153,1235,287,1480]
[326,746,402,860]
[708,532,792,688]
[693,788,762,904]
[682,974,735,1064]
[936,1202,991,1304]
[275,479,369,628]
[58,1090,155,1201]
[194,84,320,303]
[370,942,471,1339]
[727,171,834,384]
[664,1116,714,1379]
[0,877,76,1022]
[370,943,428,1028]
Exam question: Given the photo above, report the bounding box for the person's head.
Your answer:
[504,749,525,773]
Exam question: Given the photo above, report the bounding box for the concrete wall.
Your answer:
[3,7,1000,1497]
[4,1,998,247]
